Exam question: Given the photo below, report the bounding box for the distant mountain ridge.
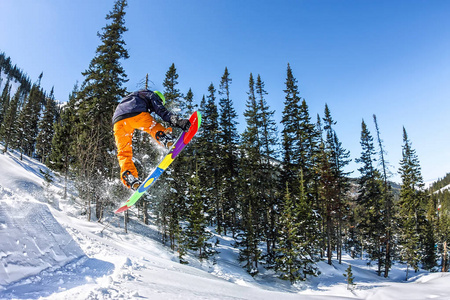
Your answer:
[428,173,450,194]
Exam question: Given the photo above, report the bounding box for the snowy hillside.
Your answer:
[433,184,450,194]
[1,148,450,299]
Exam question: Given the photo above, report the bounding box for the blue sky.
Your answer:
[1,0,449,183]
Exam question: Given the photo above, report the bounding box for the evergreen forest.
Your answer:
[0,0,448,283]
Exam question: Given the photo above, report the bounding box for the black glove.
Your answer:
[170,115,191,132]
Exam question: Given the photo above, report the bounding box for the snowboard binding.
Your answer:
[156,129,175,149]
[122,170,141,191]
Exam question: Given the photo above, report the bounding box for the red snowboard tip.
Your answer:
[115,205,129,214]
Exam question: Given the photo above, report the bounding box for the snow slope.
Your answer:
[433,184,450,194]
[1,148,450,299]
[0,201,85,286]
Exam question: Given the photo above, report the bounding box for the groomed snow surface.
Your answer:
[0,148,449,300]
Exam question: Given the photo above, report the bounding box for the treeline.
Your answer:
[430,173,450,193]
[429,174,450,274]
[0,54,59,162]
[0,52,32,93]
[0,0,448,283]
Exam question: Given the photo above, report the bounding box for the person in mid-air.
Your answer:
[112,89,190,190]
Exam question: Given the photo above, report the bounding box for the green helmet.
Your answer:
[153,90,166,105]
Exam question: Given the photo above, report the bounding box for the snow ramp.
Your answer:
[0,201,84,286]
[0,200,114,299]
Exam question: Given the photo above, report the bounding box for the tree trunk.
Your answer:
[96,199,103,221]
[442,240,448,272]
[338,208,342,264]
[405,264,409,281]
[385,229,391,277]
[327,213,332,265]
[124,210,128,233]
[87,197,91,221]
[143,201,149,225]
[377,239,382,276]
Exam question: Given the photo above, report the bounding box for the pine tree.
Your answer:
[275,183,302,283]
[281,63,301,190]
[343,265,356,290]
[256,74,278,158]
[182,88,196,117]
[36,87,58,164]
[255,74,279,264]
[423,196,437,270]
[276,170,318,282]
[74,0,129,220]
[316,135,336,265]
[16,81,45,159]
[75,0,129,176]
[373,114,395,277]
[185,165,210,258]
[398,127,430,279]
[218,67,239,235]
[295,99,316,189]
[197,85,221,232]
[322,104,351,264]
[0,86,22,153]
[296,170,319,279]
[355,119,384,275]
[159,63,184,250]
[49,83,78,199]
[0,78,11,125]
[238,203,261,276]
[162,63,183,114]
[436,191,450,272]
[238,73,263,275]
[312,114,327,259]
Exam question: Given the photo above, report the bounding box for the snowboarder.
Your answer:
[113,89,190,190]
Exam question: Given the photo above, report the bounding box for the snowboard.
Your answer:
[115,111,201,213]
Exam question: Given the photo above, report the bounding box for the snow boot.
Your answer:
[122,170,141,191]
[155,130,175,149]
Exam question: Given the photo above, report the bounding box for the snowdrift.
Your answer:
[0,201,84,286]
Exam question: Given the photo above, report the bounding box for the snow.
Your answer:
[0,71,21,96]
[433,184,450,194]
[1,147,450,299]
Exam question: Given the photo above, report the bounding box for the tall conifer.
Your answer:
[74,0,129,219]
[281,63,301,190]
[218,67,239,235]
[0,86,22,153]
[255,74,279,264]
[373,114,394,277]
[36,88,58,164]
[198,85,221,231]
[17,82,45,159]
[239,73,263,275]
[50,83,79,198]
[162,63,182,114]
[184,164,212,259]
[398,127,430,279]
[355,119,384,275]
[160,63,184,250]
[0,79,11,125]
[321,104,351,264]
[76,0,129,177]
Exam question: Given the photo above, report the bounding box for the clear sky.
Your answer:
[1,0,449,183]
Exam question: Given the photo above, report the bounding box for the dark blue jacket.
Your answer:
[112,90,173,124]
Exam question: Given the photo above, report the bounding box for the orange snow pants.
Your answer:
[113,112,169,187]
